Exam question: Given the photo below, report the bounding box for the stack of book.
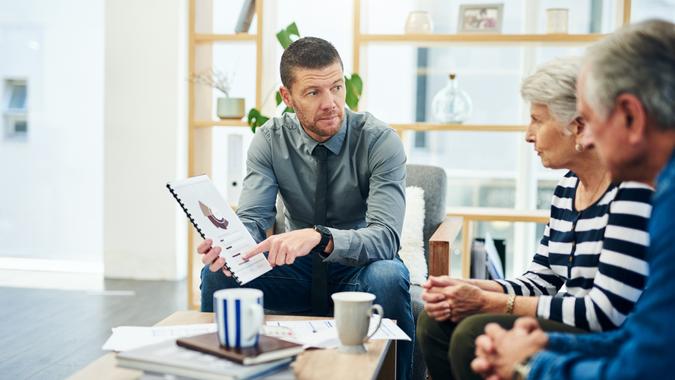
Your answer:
[116,332,304,380]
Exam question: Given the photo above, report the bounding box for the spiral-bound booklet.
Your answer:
[167,175,272,284]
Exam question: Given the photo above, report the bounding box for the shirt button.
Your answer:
[568,256,573,263]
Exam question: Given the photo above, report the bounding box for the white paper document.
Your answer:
[263,318,411,349]
[167,175,272,284]
[102,323,217,352]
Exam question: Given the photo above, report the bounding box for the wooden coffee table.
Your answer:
[68,311,396,380]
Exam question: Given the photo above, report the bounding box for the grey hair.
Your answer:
[521,57,582,132]
[583,19,675,130]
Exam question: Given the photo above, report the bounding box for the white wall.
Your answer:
[104,0,187,280]
[0,0,104,265]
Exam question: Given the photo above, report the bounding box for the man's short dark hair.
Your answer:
[280,37,344,90]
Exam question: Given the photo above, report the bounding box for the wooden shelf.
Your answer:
[193,33,257,43]
[360,33,605,45]
[192,119,249,128]
[447,207,549,223]
[392,123,527,133]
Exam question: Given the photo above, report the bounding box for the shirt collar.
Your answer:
[296,109,348,156]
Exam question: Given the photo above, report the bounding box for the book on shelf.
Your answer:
[177,332,304,366]
[234,0,256,33]
[116,339,291,380]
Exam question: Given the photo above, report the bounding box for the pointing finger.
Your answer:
[243,239,271,260]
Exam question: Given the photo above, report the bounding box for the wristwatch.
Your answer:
[512,356,532,380]
[313,225,332,257]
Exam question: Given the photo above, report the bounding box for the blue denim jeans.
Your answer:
[201,255,414,380]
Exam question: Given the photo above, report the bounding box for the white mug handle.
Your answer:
[365,304,384,342]
[247,303,264,341]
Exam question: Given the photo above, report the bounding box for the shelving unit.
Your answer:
[391,123,527,133]
[186,0,264,309]
[193,119,249,128]
[193,33,258,42]
[360,33,606,44]
[352,0,633,277]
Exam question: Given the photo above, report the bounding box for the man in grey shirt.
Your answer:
[198,37,413,380]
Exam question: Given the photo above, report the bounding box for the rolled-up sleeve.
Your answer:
[325,129,406,266]
[236,126,278,243]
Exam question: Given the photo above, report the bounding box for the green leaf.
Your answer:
[275,91,293,112]
[247,108,270,133]
[345,73,363,110]
[276,22,301,49]
[345,91,357,110]
[287,22,299,37]
[348,73,363,94]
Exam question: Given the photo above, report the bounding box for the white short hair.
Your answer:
[521,57,581,130]
[583,19,675,131]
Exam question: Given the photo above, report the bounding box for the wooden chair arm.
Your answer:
[428,217,463,276]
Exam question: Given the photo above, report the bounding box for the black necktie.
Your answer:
[311,145,330,315]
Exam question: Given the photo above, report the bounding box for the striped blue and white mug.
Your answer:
[213,288,264,348]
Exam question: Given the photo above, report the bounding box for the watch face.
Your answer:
[315,225,330,236]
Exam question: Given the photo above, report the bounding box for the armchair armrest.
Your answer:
[428,217,463,276]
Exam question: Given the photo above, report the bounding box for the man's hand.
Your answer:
[243,228,322,267]
[198,239,232,276]
[471,318,548,380]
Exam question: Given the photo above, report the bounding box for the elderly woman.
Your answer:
[416,57,654,380]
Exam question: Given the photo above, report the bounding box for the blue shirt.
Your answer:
[529,148,675,380]
[236,108,407,266]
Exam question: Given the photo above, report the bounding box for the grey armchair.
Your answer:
[406,164,462,380]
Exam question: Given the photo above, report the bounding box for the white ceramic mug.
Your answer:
[213,288,264,348]
[331,292,384,354]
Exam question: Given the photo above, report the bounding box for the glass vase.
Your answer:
[431,73,473,123]
[405,11,433,34]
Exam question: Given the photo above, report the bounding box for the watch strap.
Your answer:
[313,225,331,255]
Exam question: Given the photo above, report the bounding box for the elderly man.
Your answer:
[198,37,414,380]
[471,19,675,380]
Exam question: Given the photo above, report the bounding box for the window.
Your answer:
[3,79,28,140]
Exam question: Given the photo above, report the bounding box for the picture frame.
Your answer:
[458,3,504,34]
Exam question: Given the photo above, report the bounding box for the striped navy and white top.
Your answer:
[496,172,653,332]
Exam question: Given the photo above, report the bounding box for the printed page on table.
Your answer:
[168,175,272,284]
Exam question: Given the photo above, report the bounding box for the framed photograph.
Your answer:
[458,4,504,33]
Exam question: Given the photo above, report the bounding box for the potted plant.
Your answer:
[190,69,246,119]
